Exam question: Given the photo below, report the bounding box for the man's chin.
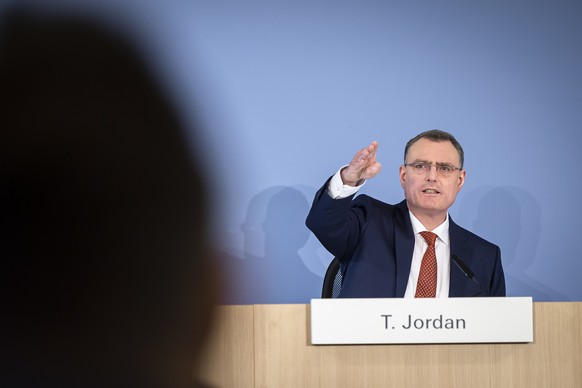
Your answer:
[408,202,448,218]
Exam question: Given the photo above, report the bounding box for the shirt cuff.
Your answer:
[326,166,365,199]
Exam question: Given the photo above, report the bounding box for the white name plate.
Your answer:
[311,297,533,345]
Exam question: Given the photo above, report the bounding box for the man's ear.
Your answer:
[399,165,406,189]
[457,169,466,192]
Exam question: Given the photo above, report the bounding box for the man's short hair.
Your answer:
[404,129,464,168]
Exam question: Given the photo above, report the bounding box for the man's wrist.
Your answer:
[327,166,365,199]
[340,167,364,187]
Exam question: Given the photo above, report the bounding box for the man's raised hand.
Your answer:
[340,141,382,187]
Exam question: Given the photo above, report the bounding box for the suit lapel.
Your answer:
[448,219,466,297]
[394,201,414,297]
[392,207,480,297]
[448,218,481,297]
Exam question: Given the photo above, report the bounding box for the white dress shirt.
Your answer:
[326,167,451,298]
[404,212,450,298]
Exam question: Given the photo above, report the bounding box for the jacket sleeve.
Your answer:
[305,178,371,261]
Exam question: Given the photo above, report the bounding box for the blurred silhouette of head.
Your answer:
[0,9,217,388]
[263,187,310,255]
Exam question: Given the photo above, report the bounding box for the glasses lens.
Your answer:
[408,163,457,176]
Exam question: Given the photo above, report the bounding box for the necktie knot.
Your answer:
[420,231,437,246]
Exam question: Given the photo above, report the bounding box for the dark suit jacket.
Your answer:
[306,181,506,297]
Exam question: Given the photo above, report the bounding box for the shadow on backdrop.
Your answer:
[221,186,322,304]
[295,184,333,279]
[459,186,568,301]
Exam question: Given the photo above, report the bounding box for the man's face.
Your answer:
[399,138,465,222]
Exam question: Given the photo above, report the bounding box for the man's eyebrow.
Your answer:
[408,159,458,167]
[409,159,430,164]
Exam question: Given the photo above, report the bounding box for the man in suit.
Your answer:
[306,130,505,298]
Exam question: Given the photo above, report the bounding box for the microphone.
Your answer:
[452,254,482,293]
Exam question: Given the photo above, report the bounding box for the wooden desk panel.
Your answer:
[201,302,582,388]
[199,305,254,388]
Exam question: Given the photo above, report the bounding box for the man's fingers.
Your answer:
[353,142,377,164]
[342,141,380,185]
[368,141,379,160]
[364,162,382,178]
[355,141,379,163]
[347,141,381,180]
[351,149,369,166]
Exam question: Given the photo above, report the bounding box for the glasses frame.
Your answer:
[404,161,463,177]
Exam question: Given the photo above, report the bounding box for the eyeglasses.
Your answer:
[404,162,462,177]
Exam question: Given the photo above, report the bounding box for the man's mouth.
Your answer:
[422,189,440,194]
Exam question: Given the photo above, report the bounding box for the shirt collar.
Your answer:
[408,211,450,245]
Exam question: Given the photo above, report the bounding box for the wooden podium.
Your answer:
[199,302,581,388]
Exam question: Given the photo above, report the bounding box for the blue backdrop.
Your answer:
[3,0,581,303]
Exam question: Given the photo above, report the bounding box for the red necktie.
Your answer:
[415,231,438,298]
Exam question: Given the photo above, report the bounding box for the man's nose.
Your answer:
[426,165,438,181]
